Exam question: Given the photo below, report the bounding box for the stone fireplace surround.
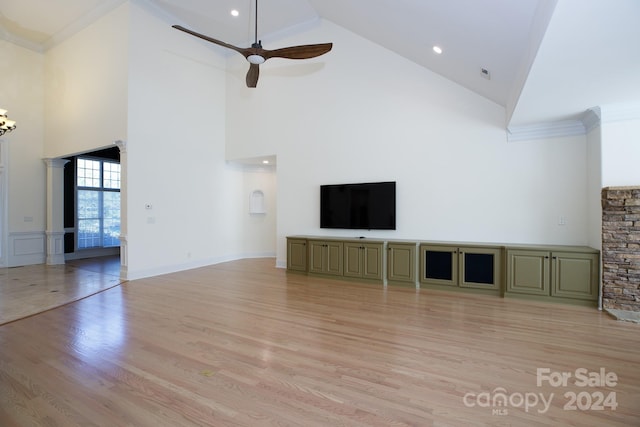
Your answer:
[602,186,640,316]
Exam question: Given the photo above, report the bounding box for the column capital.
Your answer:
[114,140,127,153]
[43,158,70,168]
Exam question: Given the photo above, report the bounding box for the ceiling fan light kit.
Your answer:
[172,0,332,87]
[247,54,265,65]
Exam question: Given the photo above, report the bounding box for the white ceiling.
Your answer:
[1,0,639,128]
[1,0,544,108]
[509,0,640,126]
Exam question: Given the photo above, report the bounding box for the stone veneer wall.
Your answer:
[602,186,640,311]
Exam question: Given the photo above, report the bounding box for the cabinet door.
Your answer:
[506,250,550,295]
[420,245,458,286]
[308,240,327,274]
[362,243,383,281]
[287,239,307,272]
[325,241,343,276]
[551,252,598,301]
[388,243,416,283]
[344,243,364,278]
[459,247,501,290]
[309,240,343,275]
[344,242,383,280]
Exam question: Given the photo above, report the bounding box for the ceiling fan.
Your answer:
[172,0,333,88]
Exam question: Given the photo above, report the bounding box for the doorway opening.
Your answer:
[63,146,120,263]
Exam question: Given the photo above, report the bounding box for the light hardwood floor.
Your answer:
[1,258,639,426]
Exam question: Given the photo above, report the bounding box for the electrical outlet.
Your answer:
[559,216,567,226]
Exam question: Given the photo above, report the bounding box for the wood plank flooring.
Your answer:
[0,256,122,325]
[1,258,639,426]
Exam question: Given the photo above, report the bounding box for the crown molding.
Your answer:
[599,103,640,124]
[507,120,586,142]
[42,0,127,51]
[0,32,44,53]
[507,102,640,142]
[134,0,180,25]
[582,107,601,133]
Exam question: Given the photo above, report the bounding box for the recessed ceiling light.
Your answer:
[433,46,443,55]
[230,9,239,17]
[262,160,269,164]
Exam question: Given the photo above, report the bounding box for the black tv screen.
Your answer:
[320,181,396,230]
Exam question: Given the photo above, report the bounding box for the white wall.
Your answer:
[601,114,640,187]
[241,166,277,258]
[0,40,46,266]
[225,20,591,266]
[124,1,244,279]
[586,125,603,250]
[44,4,129,158]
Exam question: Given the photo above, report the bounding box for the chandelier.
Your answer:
[0,109,17,136]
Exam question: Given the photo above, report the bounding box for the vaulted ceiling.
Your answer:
[2,0,639,128]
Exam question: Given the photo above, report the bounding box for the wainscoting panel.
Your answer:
[9,232,46,266]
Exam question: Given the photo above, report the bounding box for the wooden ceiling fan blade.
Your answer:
[246,63,260,88]
[173,0,333,88]
[172,25,249,56]
[263,43,333,60]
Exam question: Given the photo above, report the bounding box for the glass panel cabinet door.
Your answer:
[459,247,501,290]
[420,245,458,286]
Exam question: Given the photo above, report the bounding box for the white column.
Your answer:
[44,158,69,265]
[114,140,128,280]
[0,141,7,267]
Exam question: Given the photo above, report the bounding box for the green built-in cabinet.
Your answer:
[505,248,599,304]
[308,240,343,276]
[287,238,307,272]
[344,242,384,281]
[387,242,418,285]
[287,237,599,305]
[420,244,502,293]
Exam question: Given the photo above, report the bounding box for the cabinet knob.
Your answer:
[545,256,549,259]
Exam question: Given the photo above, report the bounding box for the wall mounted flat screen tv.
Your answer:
[320,181,396,230]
